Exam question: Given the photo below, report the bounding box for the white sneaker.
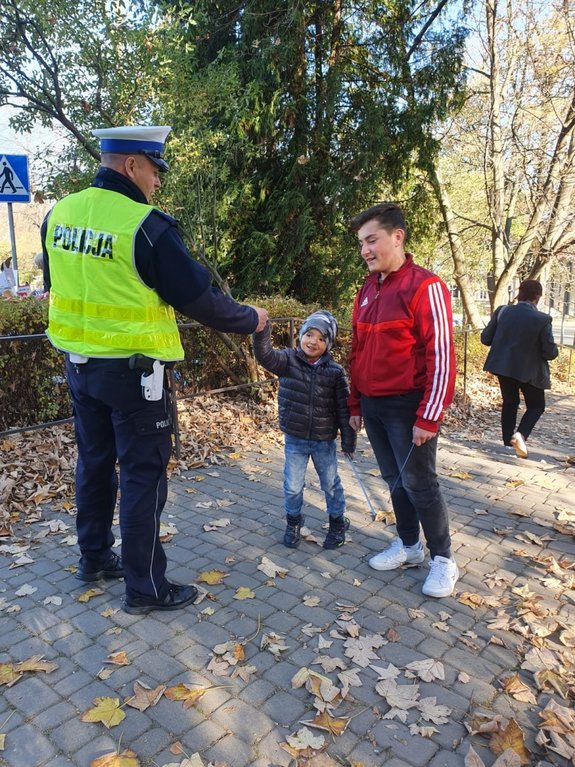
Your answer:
[510,431,528,458]
[369,538,425,571]
[422,556,459,598]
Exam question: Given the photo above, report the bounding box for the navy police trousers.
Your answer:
[66,356,173,600]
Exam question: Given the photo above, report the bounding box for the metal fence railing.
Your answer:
[1,321,573,458]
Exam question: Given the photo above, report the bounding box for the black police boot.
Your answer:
[123,583,198,615]
[323,516,350,550]
[283,514,304,548]
[76,552,124,582]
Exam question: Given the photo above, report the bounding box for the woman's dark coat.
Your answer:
[480,301,559,389]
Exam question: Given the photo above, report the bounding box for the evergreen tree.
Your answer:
[158,0,468,304]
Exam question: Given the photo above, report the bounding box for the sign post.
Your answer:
[0,154,31,291]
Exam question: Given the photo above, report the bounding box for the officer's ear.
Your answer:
[123,155,138,180]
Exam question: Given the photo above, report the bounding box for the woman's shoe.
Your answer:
[511,432,528,458]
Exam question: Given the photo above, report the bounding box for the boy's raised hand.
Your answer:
[252,307,269,332]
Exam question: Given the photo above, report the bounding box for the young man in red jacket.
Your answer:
[348,203,458,598]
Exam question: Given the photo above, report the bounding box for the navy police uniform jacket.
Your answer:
[41,167,258,334]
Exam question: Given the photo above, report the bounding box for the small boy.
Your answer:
[253,311,356,549]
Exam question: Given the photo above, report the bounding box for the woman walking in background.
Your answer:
[481,280,559,458]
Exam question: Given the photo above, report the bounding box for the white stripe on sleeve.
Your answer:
[423,282,451,422]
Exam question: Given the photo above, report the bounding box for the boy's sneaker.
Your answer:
[323,516,350,550]
[368,538,425,571]
[422,556,459,598]
[511,431,528,458]
[283,514,304,548]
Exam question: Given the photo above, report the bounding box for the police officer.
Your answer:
[41,126,268,614]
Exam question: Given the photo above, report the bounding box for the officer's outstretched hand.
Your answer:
[252,307,269,333]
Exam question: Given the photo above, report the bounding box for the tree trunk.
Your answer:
[428,168,483,328]
[486,0,508,291]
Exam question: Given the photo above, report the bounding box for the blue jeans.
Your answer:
[361,392,452,559]
[283,434,345,519]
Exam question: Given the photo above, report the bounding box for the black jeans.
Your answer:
[497,375,545,445]
[361,391,452,559]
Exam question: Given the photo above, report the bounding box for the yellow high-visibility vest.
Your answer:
[46,187,184,361]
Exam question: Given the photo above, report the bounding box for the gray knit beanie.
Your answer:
[299,310,338,351]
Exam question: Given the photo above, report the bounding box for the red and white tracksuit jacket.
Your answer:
[348,254,455,433]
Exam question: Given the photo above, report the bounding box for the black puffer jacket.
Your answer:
[253,322,356,453]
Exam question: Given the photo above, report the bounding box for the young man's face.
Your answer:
[357,219,405,277]
[301,328,328,361]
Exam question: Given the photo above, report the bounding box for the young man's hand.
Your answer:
[349,415,362,432]
[412,426,436,446]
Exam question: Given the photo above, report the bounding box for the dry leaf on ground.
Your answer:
[0,656,58,687]
[281,726,326,758]
[465,746,521,767]
[409,724,439,738]
[234,586,255,600]
[343,634,385,667]
[231,664,257,682]
[499,673,537,704]
[203,518,231,532]
[90,750,140,767]
[164,683,210,708]
[197,569,228,585]
[257,556,288,578]
[81,697,126,728]
[125,681,166,711]
[404,659,445,682]
[489,718,531,765]
[261,632,289,657]
[292,667,311,688]
[533,668,571,698]
[418,696,452,724]
[78,587,104,602]
[312,655,347,673]
[371,663,401,680]
[376,678,420,722]
[162,755,206,767]
[303,710,350,736]
[458,592,485,609]
[337,668,362,692]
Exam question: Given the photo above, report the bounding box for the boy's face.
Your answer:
[301,328,328,361]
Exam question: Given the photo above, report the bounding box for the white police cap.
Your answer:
[92,125,172,172]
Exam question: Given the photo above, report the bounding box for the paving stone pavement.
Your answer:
[1,391,574,767]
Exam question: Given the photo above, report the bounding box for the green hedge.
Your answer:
[0,295,330,431]
[1,297,571,432]
[0,299,71,431]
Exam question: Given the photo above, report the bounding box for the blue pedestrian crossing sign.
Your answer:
[0,154,31,203]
